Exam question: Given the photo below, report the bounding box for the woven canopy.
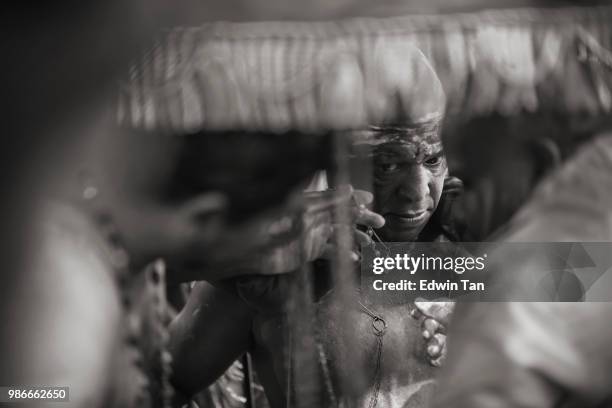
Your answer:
[118,5,612,133]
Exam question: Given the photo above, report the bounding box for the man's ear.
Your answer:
[442,176,464,198]
[430,176,464,238]
[531,137,561,180]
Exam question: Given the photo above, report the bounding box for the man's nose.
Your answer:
[397,167,429,204]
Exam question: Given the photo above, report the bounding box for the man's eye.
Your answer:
[425,156,442,166]
[378,163,399,173]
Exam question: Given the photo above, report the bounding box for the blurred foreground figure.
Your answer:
[24,71,335,408]
[1,2,171,407]
[2,3,332,408]
[432,134,612,408]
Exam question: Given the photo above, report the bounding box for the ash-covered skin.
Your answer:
[365,122,448,241]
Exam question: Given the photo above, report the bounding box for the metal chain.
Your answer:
[355,297,386,408]
[315,298,386,408]
[314,197,390,408]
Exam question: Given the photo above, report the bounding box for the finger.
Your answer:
[301,185,354,214]
[427,343,442,358]
[354,229,372,246]
[355,207,385,229]
[352,189,374,206]
[428,333,448,360]
[425,333,445,357]
[414,298,454,327]
[432,333,446,348]
[350,190,385,228]
[429,353,446,367]
[415,298,454,317]
[423,318,442,338]
[425,331,443,349]
[410,307,424,320]
[304,224,333,261]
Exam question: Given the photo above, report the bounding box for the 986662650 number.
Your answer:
[1,387,69,402]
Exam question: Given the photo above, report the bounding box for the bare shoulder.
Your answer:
[21,201,122,406]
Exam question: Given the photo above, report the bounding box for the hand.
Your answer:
[315,187,385,262]
[411,298,455,367]
[231,186,384,313]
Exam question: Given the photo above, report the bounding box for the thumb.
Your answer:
[414,298,454,326]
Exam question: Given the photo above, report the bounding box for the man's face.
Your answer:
[372,132,447,241]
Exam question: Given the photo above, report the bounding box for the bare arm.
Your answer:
[168,280,255,398]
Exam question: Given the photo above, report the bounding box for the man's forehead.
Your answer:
[351,121,443,161]
[368,123,441,144]
[352,118,441,144]
[374,139,443,162]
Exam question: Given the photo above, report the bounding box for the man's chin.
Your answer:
[377,225,423,242]
[378,215,431,242]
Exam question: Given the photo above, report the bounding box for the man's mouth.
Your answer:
[386,210,429,227]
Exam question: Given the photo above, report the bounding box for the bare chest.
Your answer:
[314,295,437,408]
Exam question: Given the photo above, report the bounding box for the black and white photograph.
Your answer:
[3,1,612,407]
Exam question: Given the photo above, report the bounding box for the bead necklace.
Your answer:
[79,171,173,408]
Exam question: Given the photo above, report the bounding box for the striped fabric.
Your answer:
[118,6,612,133]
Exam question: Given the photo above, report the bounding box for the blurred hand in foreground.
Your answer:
[431,302,612,408]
